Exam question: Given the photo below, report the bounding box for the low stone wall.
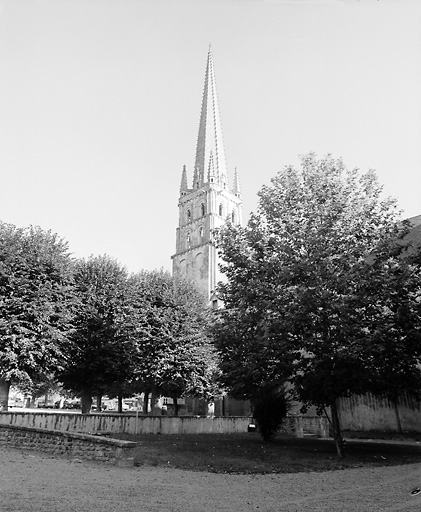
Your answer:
[0,411,329,437]
[0,424,136,466]
[281,416,330,437]
[0,412,251,435]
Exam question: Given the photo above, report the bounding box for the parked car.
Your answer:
[123,398,139,411]
[91,403,107,412]
[8,399,24,408]
[54,400,73,409]
[55,399,81,409]
[36,399,55,408]
[67,399,81,409]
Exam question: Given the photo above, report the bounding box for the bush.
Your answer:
[252,388,288,442]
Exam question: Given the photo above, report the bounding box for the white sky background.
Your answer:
[0,0,420,273]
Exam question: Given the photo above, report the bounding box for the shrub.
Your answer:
[252,387,288,442]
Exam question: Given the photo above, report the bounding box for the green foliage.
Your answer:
[215,153,421,454]
[26,373,62,400]
[0,222,76,394]
[57,262,221,413]
[125,270,221,403]
[58,255,135,410]
[213,304,295,399]
[251,387,289,442]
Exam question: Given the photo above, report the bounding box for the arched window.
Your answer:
[218,204,223,217]
[201,203,206,216]
[186,233,191,249]
[199,226,204,241]
[187,209,191,222]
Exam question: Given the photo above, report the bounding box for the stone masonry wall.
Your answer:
[0,412,251,435]
[280,416,330,437]
[0,412,328,437]
[0,424,137,466]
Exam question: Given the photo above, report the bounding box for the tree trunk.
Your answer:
[173,396,179,416]
[81,390,92,414]
[330,399,345,458]
[96,395,102,412]
[143,392,149,414]
[393,398,402,434]
[118,395,123,413]
[0,378,10,412]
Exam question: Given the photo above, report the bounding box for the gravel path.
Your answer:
[1,447,421,511]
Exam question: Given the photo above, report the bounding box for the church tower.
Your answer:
[172,48,242,303]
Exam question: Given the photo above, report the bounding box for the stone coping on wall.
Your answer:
[0,424,137,466]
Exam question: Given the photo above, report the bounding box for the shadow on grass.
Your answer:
[113,433,421,474]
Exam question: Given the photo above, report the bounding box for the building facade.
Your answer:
[172,48,242,304]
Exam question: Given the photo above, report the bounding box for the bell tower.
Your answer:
[172,48,242,303]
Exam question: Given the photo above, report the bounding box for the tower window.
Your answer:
[231,210,236,223]
[218,204,223,216]
[187,209,191,222]
[186,233,191,249]
[201,203,206,216]
[199,226,204,241]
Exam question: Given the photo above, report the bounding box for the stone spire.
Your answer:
[193,47,228,190]
[207,150,216,182]
[180,165,188,194]
[232,166,241,197]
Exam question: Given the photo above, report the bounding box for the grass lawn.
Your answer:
[114,432,421,474]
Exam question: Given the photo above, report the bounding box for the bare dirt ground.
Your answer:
[1,446,421,512]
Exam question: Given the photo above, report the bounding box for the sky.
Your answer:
[0,0,420,273]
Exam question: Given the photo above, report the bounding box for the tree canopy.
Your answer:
[215,153,421,455]
[125,270,220,412]
[56,262,220,415]
[58,255,135,413]
[0,222,76,410]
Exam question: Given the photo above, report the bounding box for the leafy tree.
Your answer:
[26,373,62,406]
[251,386,289,442]
[125,270,220,414]
[0,222,76,411]
[216,153,421,456]
[357,236,421,432]
[213,287,297,401]
[59,263,220,415]
[58,255,135,414]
